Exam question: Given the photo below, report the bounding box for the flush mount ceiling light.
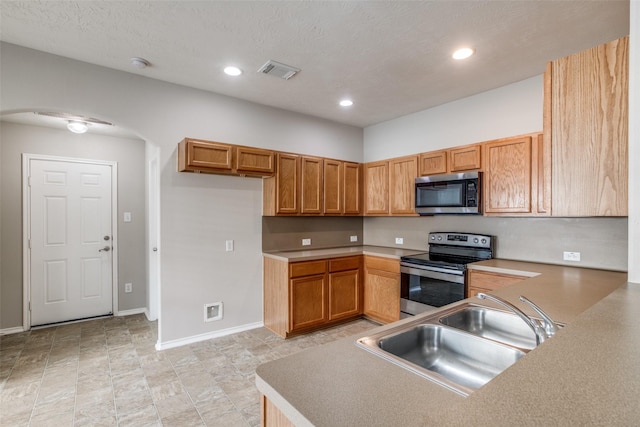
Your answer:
[35,112,113,134]
[67,120,89,134]
[452,47,475,60]
[130,57,151,69]
[339,99,354,107]
[223,66,243,77]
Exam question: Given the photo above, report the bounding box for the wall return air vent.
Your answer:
[257,60,300,80]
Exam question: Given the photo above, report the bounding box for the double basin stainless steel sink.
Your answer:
[356,303,561,396]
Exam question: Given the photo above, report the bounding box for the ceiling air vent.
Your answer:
[257,60,300,80]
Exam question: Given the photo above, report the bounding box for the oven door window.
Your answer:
[401,273,464,308]
[416,181,465,208]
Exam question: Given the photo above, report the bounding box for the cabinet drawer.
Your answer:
[467,270,527,291]
[329,256,361,273]
[290,260,327,278]
[364,256,400,273]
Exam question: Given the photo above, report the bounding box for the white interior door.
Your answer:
[28,158,114,326]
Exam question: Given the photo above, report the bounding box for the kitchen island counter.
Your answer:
[256,261,635,426]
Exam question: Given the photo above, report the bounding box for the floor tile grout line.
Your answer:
[26,332,54,426]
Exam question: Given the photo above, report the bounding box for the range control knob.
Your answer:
[431,236,436,240]
[473,238,479,243]
[437,236,442,241]
[481,238,487,244]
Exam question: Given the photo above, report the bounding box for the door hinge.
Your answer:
[28,301,31,311]
[28,176,31,187]
[28,239,31,249]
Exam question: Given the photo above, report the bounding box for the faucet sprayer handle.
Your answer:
[519,295,559,337]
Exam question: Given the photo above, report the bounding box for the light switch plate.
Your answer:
[123,212,132,222]
[225,240,234,252]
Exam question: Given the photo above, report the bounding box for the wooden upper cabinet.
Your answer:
[178,138,275,177]
[323,159,343,215]
[419,150,448,176]
[483,136,532,214]
[343,162,362,215]
[300,156,323,214]
[178,139,233,172]
[546,36,628,216]
[364,161,389,215]
[449,144,482,172]
[389,155,418,215]
[275,153,300,215]
[235,146,275,176]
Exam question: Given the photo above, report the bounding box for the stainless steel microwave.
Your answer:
[415,171,482,215]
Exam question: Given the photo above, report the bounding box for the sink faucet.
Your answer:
[476,293,559,346]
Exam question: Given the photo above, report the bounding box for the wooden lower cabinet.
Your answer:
[261,394,295,427]
[363,256,400,324]
[264,256,362,338]
[290,274,327,333]
[467,269,528,298]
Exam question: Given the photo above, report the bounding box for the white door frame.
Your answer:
[147,147,160,322]
[22,153,119,330]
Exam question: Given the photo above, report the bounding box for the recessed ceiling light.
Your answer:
[224,66,243,77]
[452,47,475,60]
[339,99,354,107]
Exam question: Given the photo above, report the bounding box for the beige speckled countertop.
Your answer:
[262,245,424,262]
[256,259,635,426]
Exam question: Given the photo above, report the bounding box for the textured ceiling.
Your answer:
[0,1,630,128]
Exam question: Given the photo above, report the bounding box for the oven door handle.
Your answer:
[400,265,465,284]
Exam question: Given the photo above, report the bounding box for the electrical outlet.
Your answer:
[563,251,581,262]
[350,235,358,242]
[395,237,404,245]
[302,238,311,246]
[225,240,234,252]
[124,283,132,293]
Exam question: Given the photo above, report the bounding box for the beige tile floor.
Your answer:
[0,314,377,426]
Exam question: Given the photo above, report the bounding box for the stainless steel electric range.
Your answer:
[400,232,495,317]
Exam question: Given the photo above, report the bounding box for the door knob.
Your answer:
[99,246,111,252]
[152,247,158,252]
[104,236,110,241]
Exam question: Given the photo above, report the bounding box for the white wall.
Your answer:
[0,43,363,344]
[364,76,543,161]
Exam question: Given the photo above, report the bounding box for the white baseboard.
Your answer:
[156,321,264,351]
[0,326,26,336]
[116,307,147,317]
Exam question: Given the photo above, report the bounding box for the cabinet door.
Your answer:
[236,146,275,176]
[276,153,300,215]
[323,159,343,215]
[183,139,233,171]
[549,36,628,216]
[419,150,448,176]
[300,156,323,215]
[449,144,481,172]
[289,274,327,332]
[483,136,532,214]
[343,162,362,215]
[328,269,361,321]
[389,155,418,215]
[364,161,389,215]
[364,268,400,324]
